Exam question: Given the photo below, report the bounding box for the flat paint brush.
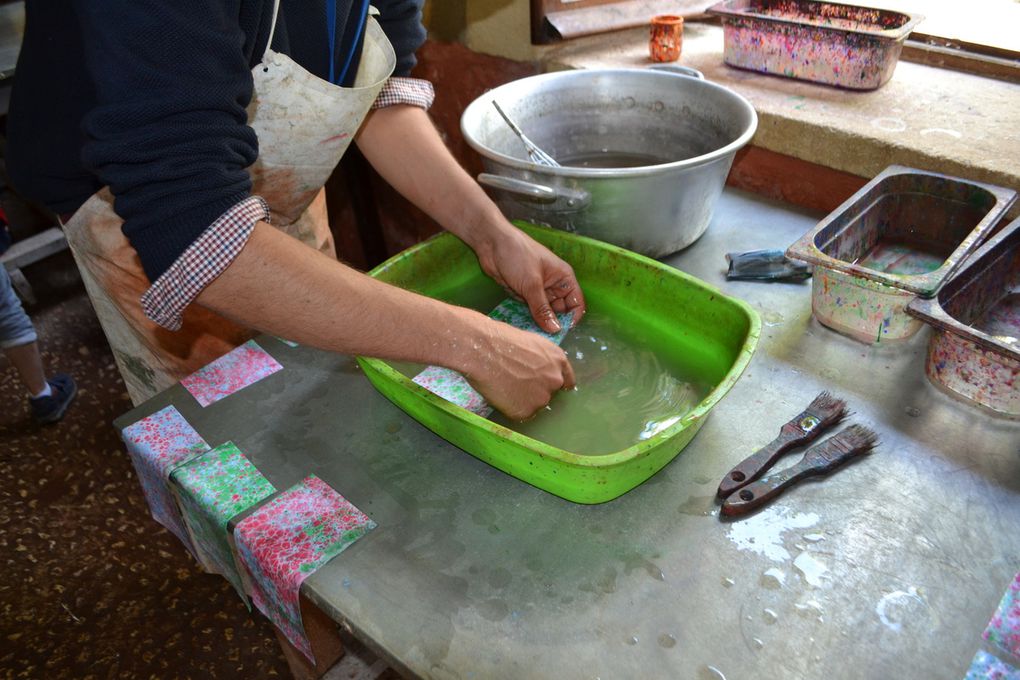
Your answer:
[721,424,879,517]
[717,391,848,499]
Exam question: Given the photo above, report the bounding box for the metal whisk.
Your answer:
[491,100,560,168]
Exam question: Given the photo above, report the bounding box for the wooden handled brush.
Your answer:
[721,424,879,517]
[717,391,848,499]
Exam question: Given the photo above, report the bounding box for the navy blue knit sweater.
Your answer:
[7,0,425,282]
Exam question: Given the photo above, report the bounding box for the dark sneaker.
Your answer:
[30,373,77,424]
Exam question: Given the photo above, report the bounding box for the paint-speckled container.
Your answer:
[907,217,1020,418]
[787,166,1016,345]
[707,0,922,90]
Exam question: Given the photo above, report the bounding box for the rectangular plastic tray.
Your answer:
[707,0,922,89]
[786,165,1016,344]
[908,217,1020,418]
[356,222,761,504]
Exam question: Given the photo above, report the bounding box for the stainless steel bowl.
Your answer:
[461,68,758,256]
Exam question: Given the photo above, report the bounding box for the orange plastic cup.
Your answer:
[649,15,684,63]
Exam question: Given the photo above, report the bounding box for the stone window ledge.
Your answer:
[539,22,1020,203]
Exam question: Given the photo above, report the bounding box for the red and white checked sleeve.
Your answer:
[140,196,269,331]
[142,77,434,330]
[371,76,435,110]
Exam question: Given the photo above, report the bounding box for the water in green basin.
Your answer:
[388,283,716,456]
[490,312,712,455]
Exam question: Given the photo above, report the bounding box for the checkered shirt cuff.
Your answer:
[371,77,435,110]
[141,196,269,331]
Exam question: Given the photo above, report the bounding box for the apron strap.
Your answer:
[264,0,281,61]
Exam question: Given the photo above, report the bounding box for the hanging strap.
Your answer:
[327,0,370,85]
[336,0,370,85]
[266,0,369,84]
[326,0,338,84]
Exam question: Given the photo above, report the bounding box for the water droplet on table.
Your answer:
[876,587,929,633]
[794,551,828,587]
[752,637,765,650]
[658,633,677,649]
[760,568,786,589]
[722,577,735,588]
[795,600,825,617]
[625,635,639,646]
[727,507,819,561]
[803,533,825,543]
[763,608,779,624]
[700,665,727,680]
[678,493,717,517]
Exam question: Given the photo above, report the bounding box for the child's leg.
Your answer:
[0,266,47,395]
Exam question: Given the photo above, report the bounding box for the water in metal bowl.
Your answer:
[461,69,758,256]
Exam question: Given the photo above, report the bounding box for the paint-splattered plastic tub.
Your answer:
[356,222,761,504]
[786,165,1016,344]
[907,217,1020,418]
[707,0,922,90]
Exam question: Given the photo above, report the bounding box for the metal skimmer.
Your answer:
[491,100,560,167]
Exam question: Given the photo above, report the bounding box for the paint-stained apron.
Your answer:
[63,11,396,405]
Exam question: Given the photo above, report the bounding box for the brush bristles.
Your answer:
[807,391,849,426]
[837,424,879,453]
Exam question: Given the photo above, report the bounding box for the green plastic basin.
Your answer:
[356,222,761,504]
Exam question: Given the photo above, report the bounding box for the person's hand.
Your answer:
[464,318,576,421]
[475,225,586,334]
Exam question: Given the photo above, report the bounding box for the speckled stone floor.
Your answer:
[0,253,291,679]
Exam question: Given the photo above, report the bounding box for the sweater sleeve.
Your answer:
[72,1,259,283]
[373,0,428,77]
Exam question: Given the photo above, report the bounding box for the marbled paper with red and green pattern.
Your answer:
[234,475,376,662]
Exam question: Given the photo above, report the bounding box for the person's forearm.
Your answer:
[355,103,587,333]
[196,221,487,373]
[195,221,576,420]
[355,104,509,257]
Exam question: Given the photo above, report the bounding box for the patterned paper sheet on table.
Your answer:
[412,298,575,417]
[985,573,1020,659]
[120,406,211,558]
[965,649,1020,680]
[170,442,276,604]
[234,475,376,663]
[181,339,283,407]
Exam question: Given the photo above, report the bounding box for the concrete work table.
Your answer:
[116,190,1020,679]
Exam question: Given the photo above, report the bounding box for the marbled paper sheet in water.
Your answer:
[985,573,1020,659]
[965,650,1020,680]
[487,297,575,341]
[412,298,574,416]
[234,475,376,662]
[181,339,283,407]
[121,405,211,557]
[171,442,276,604]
